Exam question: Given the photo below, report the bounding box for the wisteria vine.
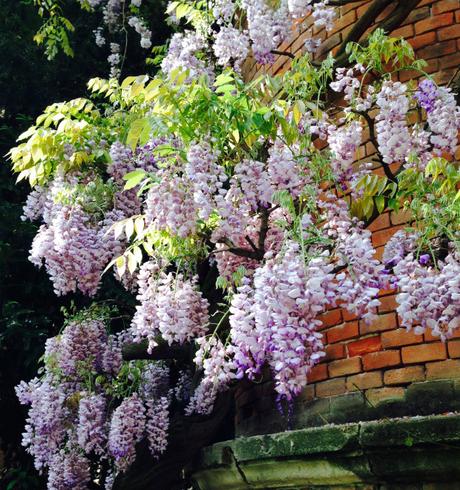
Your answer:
[9,2,460,488]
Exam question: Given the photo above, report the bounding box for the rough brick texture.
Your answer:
[237,0,460,434]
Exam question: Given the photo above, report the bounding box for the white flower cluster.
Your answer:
[213,26,250,72]
[161,32,212,81]
[186,336,235,415]
[375,81,411,164]
[327,121,363,182]
[131,264,209,352]
[427,86,460,156]
[128,16,152,49]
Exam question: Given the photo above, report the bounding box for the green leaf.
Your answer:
[126,118,150,150]
[375,195,385,214]
[214,74,234,87]
[123,169,146,190]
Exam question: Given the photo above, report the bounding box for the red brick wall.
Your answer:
[238,0,460,430]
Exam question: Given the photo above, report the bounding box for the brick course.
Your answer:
[239,0,460,430]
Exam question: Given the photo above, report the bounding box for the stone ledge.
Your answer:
[237,379,460,437]
[192,414,460,489]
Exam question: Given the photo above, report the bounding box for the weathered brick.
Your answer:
[376,3,395,22]
[417,39,457,59]
[325,343,346,361]
[346,371,383,392]
[403,6,430,25]
[408,31,436,50]
[333,8,356,31]
[360,312,398,335]
[363,350,401,371]
[424,329,443,342]
[457,8,460,23]
[399,58,439,82]
[448,340,460,358]
[432,0,460,15]
[328,357,362,378]
[438,23,460,41]
[439,51,460,69]
[378,295,398,313]
[418,0,434,6]
[308,363,328,383]
[384,366,425,385]
[374,245,384,262]
[415,13,454,35]
[402,342,447,364]
[342,309,358,322]
[347,336,382,357]
[327,321,359,343]
[367,212,390,232]
[390,209,412,225]
[298,384,315,403]
[391,24,415,38]
[317,32,342,58]
[426,359,460,380]
[365,387,405,406]
[317,309,342,329]
[372,226,404,248]
[316,377,346,398]
[433,67,458,84]
[381,328,424,348]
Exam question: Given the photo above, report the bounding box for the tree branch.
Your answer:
[334,0,422,67]
[352,108,397,183]
[336,0,395,58]
[271,49,295,59]
[257,206,271,253]
[328,0,366,5]
[377,0,422,36]
[244,234,259,252]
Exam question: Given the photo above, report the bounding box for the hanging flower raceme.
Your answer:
[145,164,198,238]
[327,121,363,184]
[161,31,212,82]
[375,80,411,164]
[252,241,334,401]
[322,199,386,321]
[185,141,226,220]
[16,307,175,487]
[77,394,108,455]
[186,336,235,415]
[131,264,209,351]
[383,233,460,340]
[426,86,460,156]
[47,448,91,490]
[213,26,250,72]
[146,396,170,458]
[108,393,146,472]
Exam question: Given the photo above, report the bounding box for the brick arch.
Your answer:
[236,0,460,437]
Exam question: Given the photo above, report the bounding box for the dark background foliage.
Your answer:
[0,2,170,487]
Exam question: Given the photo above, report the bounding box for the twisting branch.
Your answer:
[334,0,422,66]
[377,0,422,36]
[245,234,259,252]
[328,0,366,5]
[220,238,262,260]
[352,108,397,183]
[336,0,394,59]
[271,49,295,59]
[258,206,271,253]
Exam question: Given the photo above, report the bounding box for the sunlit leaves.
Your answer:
[346,28,427,74]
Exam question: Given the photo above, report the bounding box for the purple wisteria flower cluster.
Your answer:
[16,308,172,489]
